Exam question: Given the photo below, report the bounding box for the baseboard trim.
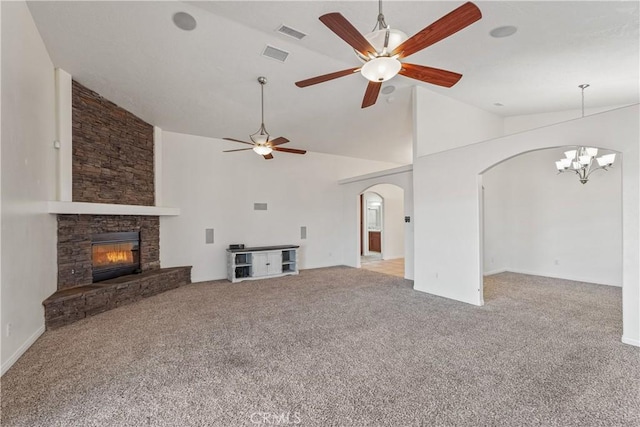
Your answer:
[621,336,640,347]
[483,269,507,276]
[1,325,45,376]
[492,269,621,287]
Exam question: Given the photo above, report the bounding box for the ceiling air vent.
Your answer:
[262,45,290,63]
[276,24,307,40]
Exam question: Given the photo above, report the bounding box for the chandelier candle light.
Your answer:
[554,84,616,184]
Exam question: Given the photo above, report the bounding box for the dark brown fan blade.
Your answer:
[273,147,306,155]
[399,63,462,88]
[362,81,382,108]
[223,148,254,153]
[319,13,377,56]
[391,2,481,58]
[295,68,360,88]
[223,137,254,146]
[269,137,290,146]
[263,153,274,160]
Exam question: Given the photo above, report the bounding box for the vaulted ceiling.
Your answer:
[27,1,639,165]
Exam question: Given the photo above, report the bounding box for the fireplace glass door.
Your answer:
[91,232,140,282]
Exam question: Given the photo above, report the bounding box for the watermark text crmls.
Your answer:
[250,411,302,425]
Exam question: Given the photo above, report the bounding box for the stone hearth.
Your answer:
[44,267,191,330]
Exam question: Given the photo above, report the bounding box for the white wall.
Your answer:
[414,86,504,158]
[483,149,622,285]
[365,184,404,260]
[504,105,631,135]
[339,166,414,280]
[481,167,511,275]
[159,131,399,282]
[413,103,639,346]
[1,1,58,374]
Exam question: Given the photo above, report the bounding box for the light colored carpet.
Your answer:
[1,268,638,426]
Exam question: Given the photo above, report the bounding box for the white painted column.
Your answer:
[55,68,72,201]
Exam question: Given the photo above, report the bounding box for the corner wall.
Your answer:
[1,1,58,374]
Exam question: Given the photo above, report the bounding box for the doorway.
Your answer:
[361,192,383,261]
[359,184,405,278]
[481,148,622,300]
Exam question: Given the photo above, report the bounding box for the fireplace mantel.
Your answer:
[47,201,179,216]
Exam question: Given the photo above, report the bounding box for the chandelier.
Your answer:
[554,84,616,184]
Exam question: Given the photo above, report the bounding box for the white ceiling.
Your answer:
[27,1,639,165]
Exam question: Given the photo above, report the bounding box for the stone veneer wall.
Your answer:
[57,215,160,291]
[72,80,154,206]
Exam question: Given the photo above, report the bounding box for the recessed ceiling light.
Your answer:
[381,85,396,95]
[489,26,517,38]
[173,12,197,31]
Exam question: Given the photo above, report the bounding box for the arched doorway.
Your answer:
[338,165,414,280]
[480,147,622,302]
[359,184,405,278]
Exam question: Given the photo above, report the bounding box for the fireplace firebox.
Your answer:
[91,232,141,282]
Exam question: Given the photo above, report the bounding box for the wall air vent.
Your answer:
[277,24,307,40]
[262,45,289,63]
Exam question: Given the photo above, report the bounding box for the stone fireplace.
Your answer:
[43,80,190,330]
[56,215,159,290]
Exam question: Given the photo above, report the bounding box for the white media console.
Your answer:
[226,245,299,283]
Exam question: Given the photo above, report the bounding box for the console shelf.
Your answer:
[227,245,299,283]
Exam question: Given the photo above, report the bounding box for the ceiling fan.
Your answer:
[295,1,482,108]
[223,76,306,160]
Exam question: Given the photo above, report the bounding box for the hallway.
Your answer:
[360,257,404,278]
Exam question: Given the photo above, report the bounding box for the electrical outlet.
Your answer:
[6,322,12,337]
[554,259,559,265]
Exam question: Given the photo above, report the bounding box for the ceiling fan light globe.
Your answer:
[253,145,273,156]
[361,57,401,82]
[250,134,269,145]
[366,28,408,53]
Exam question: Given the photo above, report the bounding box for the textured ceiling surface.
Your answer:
[27,1,640,164]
